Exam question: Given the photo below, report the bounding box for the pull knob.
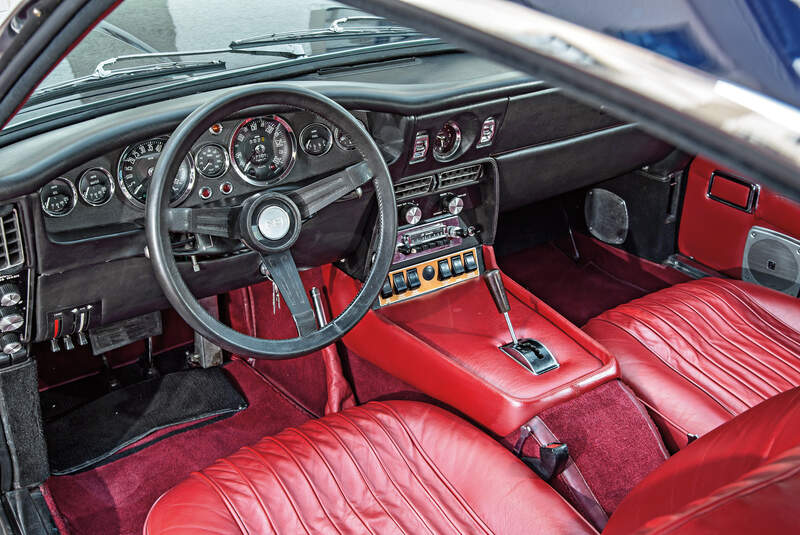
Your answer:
[400,204,422,226]
[443,194,464,215]
[483,269,510,314]
[0,306,23,333]
[0,284,21,307]
[0,333,21,355]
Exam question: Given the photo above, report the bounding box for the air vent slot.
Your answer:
[437,164,483,190]
[394,175,434,200]
[0,208,24,272]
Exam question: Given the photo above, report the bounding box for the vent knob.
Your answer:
[0,283,21,307]
[0,306,23,333]
[0,333,21,355]
[443,194,464,215]
[400,204,422,226]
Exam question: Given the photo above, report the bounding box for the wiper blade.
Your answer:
[231,16,424,48]
[30,59,226,104]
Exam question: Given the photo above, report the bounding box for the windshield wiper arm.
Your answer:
[230,16,424,48]
[29,59,226,104]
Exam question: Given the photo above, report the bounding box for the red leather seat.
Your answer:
[604,386,800,534]
[146,388,800,534]
[584,277,800,449]
[143,400,595,534]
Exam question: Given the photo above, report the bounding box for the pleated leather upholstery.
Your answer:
[144,400,595,534]
[584,277,800,447]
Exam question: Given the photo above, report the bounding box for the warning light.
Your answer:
[209,123,223,135]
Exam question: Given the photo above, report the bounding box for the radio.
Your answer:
[394,217,478,259]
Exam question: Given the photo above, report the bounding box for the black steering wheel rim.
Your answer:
[145,84,396,358]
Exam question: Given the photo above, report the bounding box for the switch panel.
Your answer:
[378,247,481,306]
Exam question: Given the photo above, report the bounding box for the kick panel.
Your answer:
[379,247,481,306]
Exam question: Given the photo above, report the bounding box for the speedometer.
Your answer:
[229,116,296,184]
[117,137,196,209]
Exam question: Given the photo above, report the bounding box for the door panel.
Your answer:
[679,156,800,277]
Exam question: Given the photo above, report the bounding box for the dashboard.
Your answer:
[37,110,380,243]
[0,52,674,354]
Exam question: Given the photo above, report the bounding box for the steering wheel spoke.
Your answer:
[260,250,318,337]
[288,161,373,219]
[167,206,241,238]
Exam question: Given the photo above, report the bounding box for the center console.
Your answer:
[328,243,618,436]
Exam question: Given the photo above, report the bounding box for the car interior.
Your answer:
[0,2,798,534]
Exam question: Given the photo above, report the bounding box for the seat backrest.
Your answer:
[604,386,800,534]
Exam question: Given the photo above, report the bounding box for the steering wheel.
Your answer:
[145,85,397,358]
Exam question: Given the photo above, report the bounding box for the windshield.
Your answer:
[38,0,423,93]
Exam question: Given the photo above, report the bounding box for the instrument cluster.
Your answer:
[39,113,352,219]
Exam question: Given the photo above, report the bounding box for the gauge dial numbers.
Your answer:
[117,137,196,209]
[78,167,114,206]
[299,123,333,156]
[229,116,296,185]
[195,143,229,178]
[40,178,77,217]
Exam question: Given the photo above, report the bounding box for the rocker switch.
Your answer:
[392,272,408,294]
[380,277,394,299]
[451,255,465,276]
[463,252,478,272]
[406,268,421,290]
[437,259,452,280]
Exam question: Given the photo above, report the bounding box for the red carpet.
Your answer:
[499,235,688,325]
[43,359,311,535]
[227,270,329,416]
[538,380,669,515]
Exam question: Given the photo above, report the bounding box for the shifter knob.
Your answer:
[483,269,518,345]
[483,269,510,314]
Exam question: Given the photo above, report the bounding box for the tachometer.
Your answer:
[229,116,296,184]
[117,137,195,209]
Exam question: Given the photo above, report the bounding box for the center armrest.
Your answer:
[326,246,618,435]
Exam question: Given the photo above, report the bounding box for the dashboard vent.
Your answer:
[0,208,23,272]
[437,164,483,190]
[394,175,434,200]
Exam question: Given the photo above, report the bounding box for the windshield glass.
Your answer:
[38,0,422,93]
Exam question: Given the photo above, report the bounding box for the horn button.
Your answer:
[240,192,302,253]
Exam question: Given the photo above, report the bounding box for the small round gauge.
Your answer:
[229,116,296,185]
[117,137,195,209]
[195,144,228,178]
[299,123,333,156]
[433,120,462,161]
[40,178,77,217]
[333,118,367,151]
[78,167,114,206]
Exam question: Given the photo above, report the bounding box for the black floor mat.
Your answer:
[46,367,247,474]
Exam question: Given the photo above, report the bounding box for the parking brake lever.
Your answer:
[483,269,518,345]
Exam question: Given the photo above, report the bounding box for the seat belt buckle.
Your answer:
[521,442,569,481]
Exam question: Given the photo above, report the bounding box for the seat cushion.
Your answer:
[605,386,800,535]
[144,400,595,535]
[584,277,800,448]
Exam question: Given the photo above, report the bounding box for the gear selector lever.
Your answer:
[483,270,559,375]
[484,269,518,345]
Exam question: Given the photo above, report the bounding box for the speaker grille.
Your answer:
[747,238,798,291]
[742,226,800,296]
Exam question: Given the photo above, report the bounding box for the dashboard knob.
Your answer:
[443,194,464,215]
[0,307,23,333]
[400,204,422,226]
[0,333,21,355]
[0,284,21,307]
